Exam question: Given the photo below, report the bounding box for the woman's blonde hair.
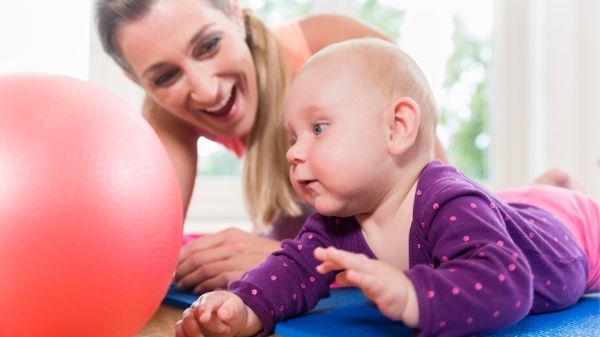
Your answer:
[242,10,300,229]
[96,0,300,230]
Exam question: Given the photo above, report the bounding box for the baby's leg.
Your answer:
[533,168,569,187]
[498,185,600,293]
[533,168,585,192]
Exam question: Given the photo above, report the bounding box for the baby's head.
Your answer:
[288,38,437,156]
[284,38,438,216]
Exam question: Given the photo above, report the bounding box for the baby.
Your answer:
[175,38,599,337]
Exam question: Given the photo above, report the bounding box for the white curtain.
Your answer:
[491,0,600,199]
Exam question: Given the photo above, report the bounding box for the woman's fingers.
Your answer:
[176,229,281,292]
[192,270,240,295]
[179,228,280,269]
[176,245,236,284]
[178,250,277,292]
[178,229,231,264]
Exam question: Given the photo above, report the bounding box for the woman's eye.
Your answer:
[153,69,179,86]
[313,123,328,135]
[194,36,221,58]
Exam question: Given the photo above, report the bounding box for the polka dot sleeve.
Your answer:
[405,161,588,336]
[404,193,533,337]
[229,214,337,336]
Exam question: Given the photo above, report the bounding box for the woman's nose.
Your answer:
[186,70,218,104]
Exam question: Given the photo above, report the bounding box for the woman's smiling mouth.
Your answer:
[199,85,237,118]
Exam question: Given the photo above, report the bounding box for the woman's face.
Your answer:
[118,0,258,139]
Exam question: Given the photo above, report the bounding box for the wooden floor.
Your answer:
[136,304,278,337]
[136,305,183,337]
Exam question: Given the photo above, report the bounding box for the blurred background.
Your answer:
[2,0,599,232]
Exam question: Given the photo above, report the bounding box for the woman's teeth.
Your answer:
[204,88,233,115]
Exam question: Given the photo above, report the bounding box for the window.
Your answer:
[85,1,600,230]
[204,0,494,181]
[241,0,313,24]
[353,0,494,180]
[192,0,494,230]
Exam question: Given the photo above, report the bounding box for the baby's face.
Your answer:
[284,61,397,217]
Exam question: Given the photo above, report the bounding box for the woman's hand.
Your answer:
[175,291,261,337]
[176,228,281,293]
[314,246,419,327]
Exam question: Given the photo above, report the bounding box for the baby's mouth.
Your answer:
[299,179,317,187]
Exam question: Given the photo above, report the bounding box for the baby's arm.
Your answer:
[174,291,261,337]
[314,247,419,327]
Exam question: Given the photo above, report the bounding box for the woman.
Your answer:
[96,0,445,294]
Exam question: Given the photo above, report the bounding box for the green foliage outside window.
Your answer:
[240,0,312,23]
[355,0,406,41]
[358,5,490,180]
[200,1,491,180]
[440,15,490,180]
[197,148,241,176]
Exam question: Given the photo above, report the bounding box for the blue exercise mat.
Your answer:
[164,284,600,336]
[162,283,200,308]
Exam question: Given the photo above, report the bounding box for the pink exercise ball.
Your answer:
[0,74,183,337]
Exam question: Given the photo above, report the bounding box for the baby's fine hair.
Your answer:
[299,38,438,144]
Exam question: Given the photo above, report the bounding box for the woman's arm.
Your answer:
[142,96,198,215]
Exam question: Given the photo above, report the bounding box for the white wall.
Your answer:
[88,5,145,112]
[0,1,91,79]
[491,0,600,199]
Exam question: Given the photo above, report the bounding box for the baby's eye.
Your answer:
[312,123,328,135]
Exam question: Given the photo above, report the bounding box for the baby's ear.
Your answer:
[388,97,421,155]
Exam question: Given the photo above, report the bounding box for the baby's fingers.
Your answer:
[345,269,378,291]
[176,308,204,337]
[215,295,241,321]
[315,247,372,272]
[195,305,232,336]
[193,291,247,336]
[193,295,215,322]
[316,260,341,274]
[332,270,350,286]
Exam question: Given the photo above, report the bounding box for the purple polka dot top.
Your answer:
[229,161,588,337]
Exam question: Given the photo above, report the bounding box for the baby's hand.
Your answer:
[314,247,419,327]
[175,291,259,337]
